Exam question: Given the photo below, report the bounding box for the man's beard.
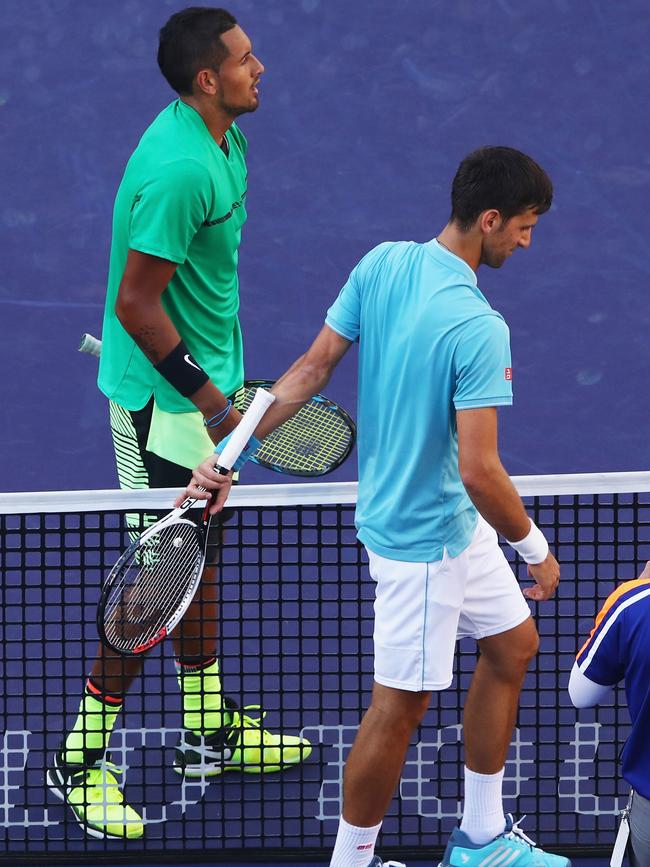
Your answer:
[220,97,259,119]
[481,249,507,269]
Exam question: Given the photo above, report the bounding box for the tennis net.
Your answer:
[1,472,649,864]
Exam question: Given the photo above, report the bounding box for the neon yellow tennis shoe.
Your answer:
[174,696,312,777]
[47,750,143,840]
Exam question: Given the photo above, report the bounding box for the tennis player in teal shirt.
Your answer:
[47,7,310,843]
[185,146,567,867]
[326,237,514,564]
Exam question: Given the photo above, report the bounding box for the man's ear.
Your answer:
[195,68,219,96]
[479,209,502,234]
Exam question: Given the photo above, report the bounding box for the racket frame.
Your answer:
[97,496,208,655]
[241,379,356,476]
[96,388,276,656]
[78,334,356,477]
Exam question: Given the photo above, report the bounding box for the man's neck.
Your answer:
[180,95,234,146]
[436,223,481,273]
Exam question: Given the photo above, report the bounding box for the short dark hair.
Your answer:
[157,7,238,95]
[450,146,553,230]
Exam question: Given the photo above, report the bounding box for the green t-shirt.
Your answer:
[98,99,248,412]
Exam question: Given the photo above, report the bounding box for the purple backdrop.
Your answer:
[1,0,650,492]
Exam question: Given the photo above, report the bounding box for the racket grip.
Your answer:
[79,333,102,357]
[216,387,276,471]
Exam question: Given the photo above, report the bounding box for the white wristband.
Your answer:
[506,519,549,564]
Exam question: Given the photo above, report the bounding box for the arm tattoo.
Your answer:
[135,326,163,363]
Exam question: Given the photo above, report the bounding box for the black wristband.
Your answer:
[154,340,210,397]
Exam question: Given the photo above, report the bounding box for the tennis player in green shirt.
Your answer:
[47,7,311,840]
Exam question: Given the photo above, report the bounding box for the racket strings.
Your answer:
[239,388,352,472]
[103,522,203,653]
[259,401,352,471]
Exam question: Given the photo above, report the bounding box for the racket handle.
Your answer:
[217,387,276,471]
[79,333,102,357]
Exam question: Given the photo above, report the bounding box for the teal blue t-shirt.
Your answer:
[325,239,513,562]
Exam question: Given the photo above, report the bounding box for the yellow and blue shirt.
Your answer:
[576,577,650,799]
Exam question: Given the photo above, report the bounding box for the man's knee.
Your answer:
[369,682,432,732]
[512,618,540,662]
[479,617,539,677]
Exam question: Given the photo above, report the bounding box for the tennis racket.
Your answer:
[98,387,275,656]
[79,332,355,476]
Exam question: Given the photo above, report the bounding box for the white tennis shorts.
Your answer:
[367,516,532,692]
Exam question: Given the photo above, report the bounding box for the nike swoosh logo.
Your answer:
[184,354,201,370]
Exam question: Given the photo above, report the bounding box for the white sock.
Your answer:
[329,815,382,867]
[459,766,506,845]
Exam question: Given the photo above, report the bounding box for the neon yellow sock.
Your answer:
[176,657,224,735]
[63,685,122,765]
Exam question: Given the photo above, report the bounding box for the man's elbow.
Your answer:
[568,663,609,708]
[568,664,588,708]
[459,460,500,498]
[115,286,140,330]
[568,686,593,709]
[459,468,483,498]
[296,356,333,392]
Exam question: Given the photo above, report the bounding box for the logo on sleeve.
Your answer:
[505,367,513,381]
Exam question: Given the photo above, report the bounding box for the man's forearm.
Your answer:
[244,324,351,441]
[116,294,181,363]
[255,353,332,439]
[117,294,240,435]
[462,460,532,543]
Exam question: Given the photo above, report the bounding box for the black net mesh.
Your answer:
[1,482,649,863]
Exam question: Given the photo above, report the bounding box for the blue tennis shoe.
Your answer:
[440,815,570,867]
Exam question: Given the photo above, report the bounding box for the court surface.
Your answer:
[58,858,609,867]
[2,477,644,865]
